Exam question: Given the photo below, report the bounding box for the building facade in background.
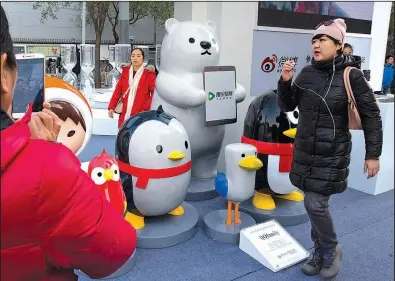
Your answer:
[3,1,166,85]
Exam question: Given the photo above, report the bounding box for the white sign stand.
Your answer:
[239,219,309,272]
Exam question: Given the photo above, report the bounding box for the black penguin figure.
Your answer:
[116,105,174,210]
[242,90,304,210]
[115,105,191,229]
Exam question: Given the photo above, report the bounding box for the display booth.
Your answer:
[348,95,394,195]
[74,2,393,279]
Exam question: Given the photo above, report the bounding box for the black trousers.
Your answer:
[304,191,338,249]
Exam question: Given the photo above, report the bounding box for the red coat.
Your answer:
[108,66,156,128]
[0,106,137,281]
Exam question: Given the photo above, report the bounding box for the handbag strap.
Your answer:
[344,66,358,107]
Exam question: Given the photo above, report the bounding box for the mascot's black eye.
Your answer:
[114,170,118,174]
[156,145,163,153]
[189,38,195,43]
[67,130,76,137]
[255,152,257,155]
[293,111,299,119]
[98,172,102,177]
[241,154,245,158]
[212,38,216,44]
[185,141,189,149]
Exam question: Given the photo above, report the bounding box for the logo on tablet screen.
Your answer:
[208,92,215,101]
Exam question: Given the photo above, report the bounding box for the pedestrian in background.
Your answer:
[382,55,394,94]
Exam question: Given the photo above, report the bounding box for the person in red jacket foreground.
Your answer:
[0,6,137,281]
[108,48,156,128]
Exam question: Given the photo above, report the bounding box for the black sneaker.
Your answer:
[320,245,342,279]
[302,247,323,276]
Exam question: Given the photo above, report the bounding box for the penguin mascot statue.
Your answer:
[241,90,304,210]
[215,143,263,225]
[116,106,192,229]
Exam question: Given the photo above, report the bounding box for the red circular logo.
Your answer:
[261,54,278,73]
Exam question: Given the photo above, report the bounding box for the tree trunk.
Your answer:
[113,27,119,44]
[95,32,101,88]
[153,17,157,46]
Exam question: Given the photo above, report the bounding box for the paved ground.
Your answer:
[77,135,394,281]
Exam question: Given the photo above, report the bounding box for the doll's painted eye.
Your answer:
[67,130,76,137]
[156,145,163,153]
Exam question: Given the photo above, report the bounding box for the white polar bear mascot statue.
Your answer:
[151,18,246,181]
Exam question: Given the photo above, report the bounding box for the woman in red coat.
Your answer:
[108,48,156,128]
[0,6,137,281]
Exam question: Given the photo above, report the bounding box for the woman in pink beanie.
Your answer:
[277,19,382,279]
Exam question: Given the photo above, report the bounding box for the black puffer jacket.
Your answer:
[277,55,383,195]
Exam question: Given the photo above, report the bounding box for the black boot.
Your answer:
[320,245,342,279]
[302,245,323,276]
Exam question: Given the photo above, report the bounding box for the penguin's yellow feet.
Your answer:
[252,192,276,210]
[226,201,232,226]
[234,202,242,224]
[124,211,145,230]
[168,205,184,216]
[275,190,304,201]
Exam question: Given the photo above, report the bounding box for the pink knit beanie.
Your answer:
[313,18,347,43]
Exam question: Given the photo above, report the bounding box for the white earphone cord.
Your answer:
[292,55,336,140]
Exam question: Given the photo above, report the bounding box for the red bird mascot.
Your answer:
[88,149,126,216]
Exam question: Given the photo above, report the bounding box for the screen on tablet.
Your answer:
[204,68,237,126]
[13,58,45,114]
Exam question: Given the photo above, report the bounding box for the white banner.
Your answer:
[249,30,372,96]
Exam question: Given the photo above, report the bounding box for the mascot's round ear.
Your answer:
[206,20,216,32]
[165,18,179,34]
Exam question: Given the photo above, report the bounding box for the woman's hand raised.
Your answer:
[29,102,61,142]
[281,60,295,82]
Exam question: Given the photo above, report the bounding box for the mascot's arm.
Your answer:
[235,82,246,103]
[37,145,137,279]
[108,69,127,110]
[156,72,206,108]
[215,172,228,198]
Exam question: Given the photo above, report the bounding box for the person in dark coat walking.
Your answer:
[277,18,382,279]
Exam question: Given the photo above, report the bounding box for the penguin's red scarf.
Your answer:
[117,160,192,189]
[241,136,294,173]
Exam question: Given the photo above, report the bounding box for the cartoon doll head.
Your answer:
[49,100,86,154]
[44,76,93,156]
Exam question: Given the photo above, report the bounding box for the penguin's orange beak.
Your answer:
[283,128,297,139]
[104,169,114,181]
